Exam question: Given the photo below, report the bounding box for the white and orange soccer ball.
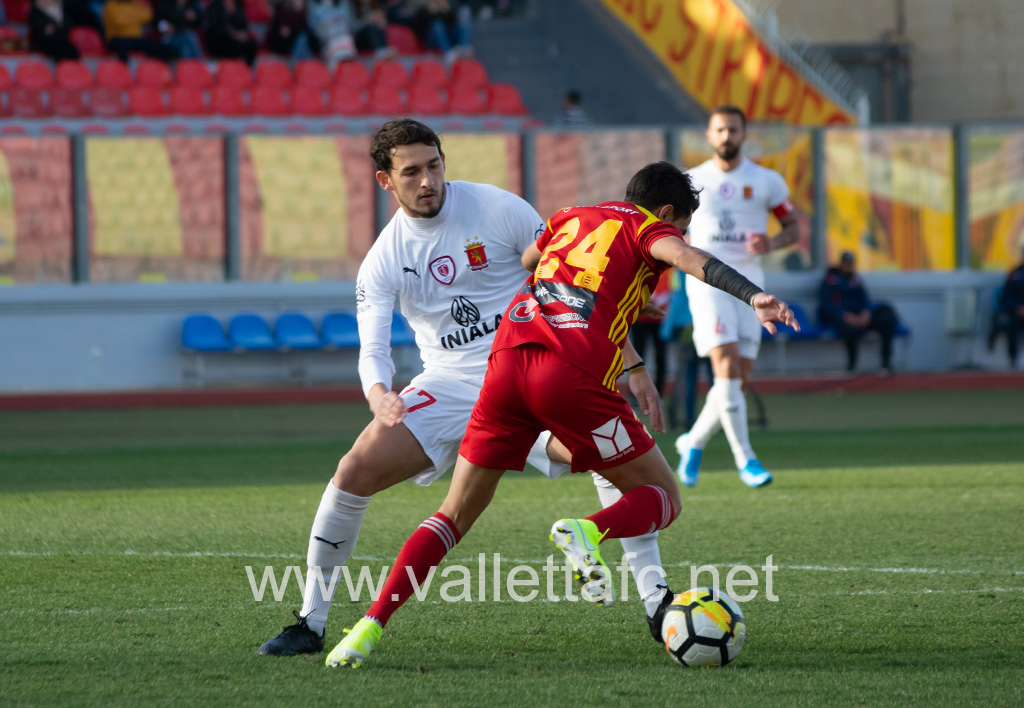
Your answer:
[662,587,746,667]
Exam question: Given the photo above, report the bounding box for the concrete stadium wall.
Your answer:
[0,271,1007,394]
[771,0,1024,122]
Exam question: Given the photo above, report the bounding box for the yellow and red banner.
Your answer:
[0,138,73,285]
[597,0,856,125]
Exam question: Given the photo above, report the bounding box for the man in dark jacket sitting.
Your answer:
[818,251,899,374]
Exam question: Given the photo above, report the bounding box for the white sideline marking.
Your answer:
[2,550,1022,577]
[836,587,1024,596]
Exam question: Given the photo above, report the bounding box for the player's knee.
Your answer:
[332,453,377,496]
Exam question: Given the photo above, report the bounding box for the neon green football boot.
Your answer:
[325,617,382,668]
[549,518,614,607]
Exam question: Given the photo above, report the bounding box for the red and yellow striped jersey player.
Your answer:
[325,160,798,668]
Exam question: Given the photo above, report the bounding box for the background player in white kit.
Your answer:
[676,105,800,488]
[258,119,675,656]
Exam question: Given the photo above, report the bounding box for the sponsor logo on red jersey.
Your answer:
[465,238,489,271]
[591,417,634,461]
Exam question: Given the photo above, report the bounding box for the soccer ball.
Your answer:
[661,587,746,667]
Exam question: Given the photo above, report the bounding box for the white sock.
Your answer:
[592,473,667,615]
[298,482,371,634]
[718,378,755,469]
[687,381,722,449]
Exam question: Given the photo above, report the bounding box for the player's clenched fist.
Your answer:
[374,391,408,427]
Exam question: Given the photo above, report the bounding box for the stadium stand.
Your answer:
[0,9,539,134]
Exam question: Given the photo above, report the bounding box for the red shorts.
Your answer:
[459,343,656,473]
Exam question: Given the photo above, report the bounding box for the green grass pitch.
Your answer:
[1,389,1022,707]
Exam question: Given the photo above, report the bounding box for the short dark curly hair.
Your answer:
[624,161,701,218]
[370,119,443,173]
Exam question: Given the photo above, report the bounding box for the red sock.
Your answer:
[366,513,461,627]
[586,485,675,538]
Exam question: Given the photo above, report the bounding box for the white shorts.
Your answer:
[399,371,569,486]
[686,277,763,360]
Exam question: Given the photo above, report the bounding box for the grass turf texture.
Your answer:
[1,390,1022,707]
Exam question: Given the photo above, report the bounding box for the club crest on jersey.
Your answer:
[719,183,735,199]
[430,256,456,285]
[465,238,489,271]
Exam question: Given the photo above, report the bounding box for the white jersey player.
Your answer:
[676,105,800,489]
[258,119,673,658]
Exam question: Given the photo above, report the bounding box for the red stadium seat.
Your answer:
[135,59,173,88]
[215,60,253,89]
[164,123,192,134]
[128,85,168,116]
[328,87,369,116]
[448,83,487,115]
[295,60,330,89]
[487,82,528,115]
[408,83,447,116]
[372,58,409,88]
[450,57,488,90]
[95,60,133,89]
[169,85,210,115]
[14,60,55,89]
[0,125,29,136]
[41,124,69,135]
[368,83,407,115]
[83,123,111,134]
[9,88,51,118]
[243,0,271,22]
[89,87,128,117]
[333,61,370,91]
[292,86,328,116]
[69,27,107,57]
[385,23,421,55]
[0,65,12,91]
[175,59,214,89]
[411,58,448,89]
[56,60,93,89]
[250,85,292,116]
[123,124,152,135]
[255,60,293,89]
[51,87,91,117]
[210,85,250,115]
[2,0,29,23]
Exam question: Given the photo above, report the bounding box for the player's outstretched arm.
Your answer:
[650,236,798,333]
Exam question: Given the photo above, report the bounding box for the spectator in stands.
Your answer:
[352,0,393,56]
[104,0,180,62]
[265,0,320,59]
[408,0,471,61]
[309,0,357,66]
[28,0,81,61]
[818,250,899,374]
[990,242,1024,369]
[206,0,260,66]
[63,0,107,37]
[555,89,591,127]
[154,0,204,59]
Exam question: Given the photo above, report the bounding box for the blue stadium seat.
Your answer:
[762,302,821,341]
[228,313,278,351]
[182,314,233,352]
[275,312,324,350]
[391,313,416,347]
[321,312,360,349]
